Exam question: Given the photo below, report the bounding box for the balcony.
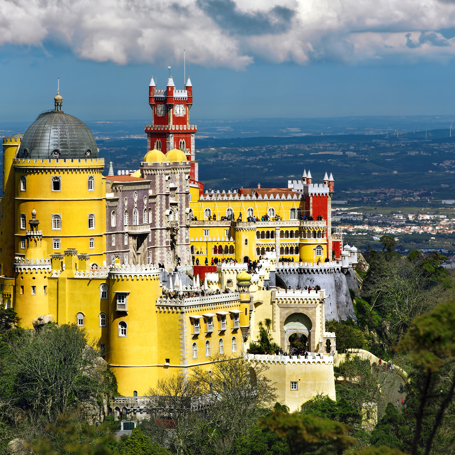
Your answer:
[193,325,201,336]
[233,319,240,330]
[127,224,151,235]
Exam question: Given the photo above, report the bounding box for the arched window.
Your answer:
[317,230,322,238]
[205,340,211,357]
[133,208,139,226]
[169,210,174,222]
[268,207,275,218]
[99,313,106,327]
[111,211,116,227]
[52,176,61,191]
[285,246,289,255]
[124,210,128,226]
[118,321,127,337]
[20,176,26,192]
[76,312,84,327]
[88,176,94,191]
[192,342,198,359]
[271,230,275,239]
[204,208,211,219]
[247,208,254,218]
[290,230,294,239]
[261,247,265,255]
[143,209,147,224]
[266,231,270,239]
[261,231,265,239]
[100,284,108,300]
[224,245,229,254]
[5,299,11,309]
[213,245,218,254]
[290,246,294,255]
[219,338,224,355]
[149,209,152,224]
[226,208,234,219]
[179,140,185,151]
[52,214,62,230]
[256,247,260,255]
[290,208,296,220]
[218,245,222,254]
[232,336,237,353]
[256,231,260,239]
[280,247,284,254]
[229,245,234,254]
[316,245,323,257]
[285,230,289,239]
[88,214,95,229]
[133,192,138,202]
[20,214,26,230]
[313,231,317,239]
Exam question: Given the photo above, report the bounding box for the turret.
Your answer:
[166,75,175,100]
[148,76,156,107]
[186,76,193,106]
[302,170,307,185]
[306,170,312,185]
[328,173,334,194]
[323,172,329,186]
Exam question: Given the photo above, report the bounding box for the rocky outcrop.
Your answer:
[32,314,55,328]
[7,439,30,455]
[356,253,370,274]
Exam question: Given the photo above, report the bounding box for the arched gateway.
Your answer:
[284,313,312,352]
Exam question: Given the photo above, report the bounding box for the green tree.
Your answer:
[325,319,367,353]
[248,319,280,354]
[259,410,356,455]
[380,235,396,253]
[116,428,169,455]
[233,423,290,455]
[369,403,408,450]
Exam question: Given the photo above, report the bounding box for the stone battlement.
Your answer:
[156,292,239,308]
[277,261,342,273]
[246,353,333,365]
[13,158,104,166]
[276,289,326,300]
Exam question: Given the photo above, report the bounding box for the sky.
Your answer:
[2,0,455,123]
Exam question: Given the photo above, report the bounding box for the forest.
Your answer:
[0,236,454,454]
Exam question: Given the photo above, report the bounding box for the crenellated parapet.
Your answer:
[109,264,161,280]
[246,353,333,365]
[14,257,51,273]
[277,262,342,274]
[276,289,326,305]
[156,292,240,309]
[200,191,301,202]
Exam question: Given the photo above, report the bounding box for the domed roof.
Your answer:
[166,148,187,163]
[144,149,166,164]
[237,271,252,283]
[18,95,98,160]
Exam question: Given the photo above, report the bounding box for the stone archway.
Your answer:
[283,313,312,352]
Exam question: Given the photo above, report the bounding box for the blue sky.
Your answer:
[2,0,455,123]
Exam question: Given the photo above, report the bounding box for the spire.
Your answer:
[323,172,329,181]
[54,78,63,112]
[149,76,156,87]
[167,73,175,87]
[329,173,334,181]
[303,169,307,178]
[186,76,192,87]
[108,161,114,176]
[307,170,312,179]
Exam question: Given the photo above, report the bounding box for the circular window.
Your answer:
[85,149,91,157]
[52,149,60,158]
[22,148,29,157]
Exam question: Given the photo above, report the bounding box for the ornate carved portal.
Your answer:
[130,234,148,265]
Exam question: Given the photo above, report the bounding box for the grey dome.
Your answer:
[19,111,98,160]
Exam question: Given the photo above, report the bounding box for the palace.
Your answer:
[0,76,359,410]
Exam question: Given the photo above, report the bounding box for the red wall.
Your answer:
[193,266,217,282]
[311,195,328,220]
[332,240,342,259]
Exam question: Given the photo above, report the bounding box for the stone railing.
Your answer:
[157,292,239,307]
[246,353,333,365]
[216,263,248,272]
[74,268,110,278]
[276,289,326,299]
[277,261,342,273]
[14,257,51,265]
[190,220,232,226]
[127,224,151,235]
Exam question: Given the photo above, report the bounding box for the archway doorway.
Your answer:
[284,313,312,352]
[243,256,249,263]
[289,333,308,352]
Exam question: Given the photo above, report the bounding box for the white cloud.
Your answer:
[1,0,455,68]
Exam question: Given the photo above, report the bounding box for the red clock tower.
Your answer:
[146,75,199,181]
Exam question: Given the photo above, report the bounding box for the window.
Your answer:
[226,208,233,219]
[133,191,138,202]
[155,139,162,151]
[232,336,237,353]
[133,208,139,225]
[100,284,108,299]
[206,317,213,332]
[315,245,323,257]
[99,313,106,327]
[219,338,224,355]
[124,197,128,206]
[20,286,24,295]
[204,208,211,219]
[179,139,185,151]
[233,314,239,329]
[203,229,209,237]
[268,207,275,218]
[111,235,115,246]
[118,321,127,337]
[124,210,129,226]
[88,176,94,191]
[193,318,201,334]
[52,214,62,230]
[290,381,298,391]
[116,293,128,311]
[89,238,94,249]
[88,214,95,229]
[111,211,116,227]
[220,315,227,331]
[44,286,47,295]
[143,195,147,205]
[76,312,84,327]
[192,342,198,359]
[149,209,152,224]
[245,239,248,246]
[143,209,147,224]
[20,176,26,191]
[247,208,254,218]
[124,233,128,245]
[31,286,36,295]
[20,214,26,230]
[290,208,296,220]
[52,176,61,191]
[53,238,60,250]
[20,239,25,249]
[205,340,211,357]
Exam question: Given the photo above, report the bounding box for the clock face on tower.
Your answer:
[174,104,185,117]
[156,104,167,117]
